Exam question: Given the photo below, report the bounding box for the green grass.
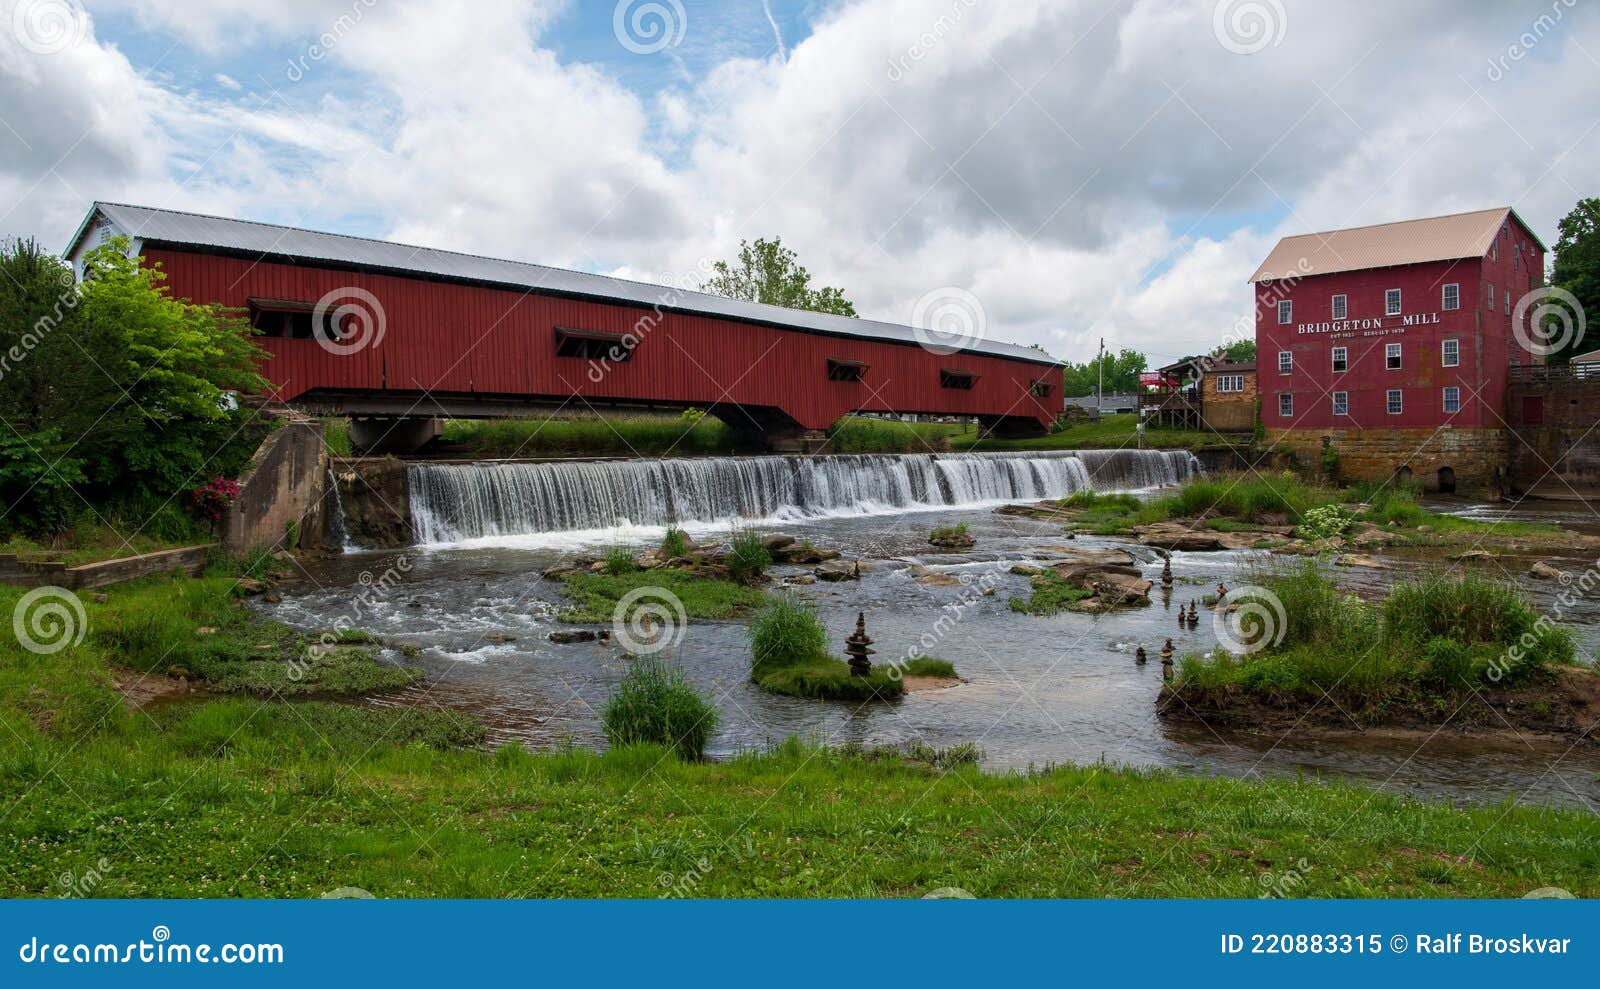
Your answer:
[4,574,1600,897]
[1008,570,1094,615]
[956,413,1218,452]
[558,569,764,624]
[1175,564,1577,701]
[602,543,638,576]
[4,719,1598,896]
[901,657,957,678]
[824,417,968,453]
[321,416,353,456]
[660,526,690,559]
[929,522,970,542]
[442,414,740,457]
[601,658,720,760]
[0,516,211,566]
[748,595,903,700]
[726,527,772,583]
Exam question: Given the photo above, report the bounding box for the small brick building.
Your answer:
[1251,207,1546,492]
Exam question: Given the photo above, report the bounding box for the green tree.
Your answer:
[1061,348,1147,395]
[1550,197,1600,361]
[0,237,269,537]
[702,237,857,316]
[1218,339,1256,363]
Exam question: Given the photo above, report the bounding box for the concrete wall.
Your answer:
[222,419,333,555]
[0,545,212,589]
[335,458,412,548]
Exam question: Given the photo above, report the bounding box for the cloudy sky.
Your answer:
[1,0,1596,366]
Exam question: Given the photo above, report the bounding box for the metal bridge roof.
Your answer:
[72,202,1061,367]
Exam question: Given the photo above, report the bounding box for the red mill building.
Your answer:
[1251,207,1546,492]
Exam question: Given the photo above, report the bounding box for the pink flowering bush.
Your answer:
[191,477,241,525]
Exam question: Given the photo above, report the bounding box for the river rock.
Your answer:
[1051,561,1152,606]
[1449,549,1494,563]
[762,534,797,551]
[1529,561,1567,580]
[548,629,598,644]
[930,532,976,549]
[1335,553,1391,569]
[1134,522,1226,552]
[915,572,963,587]
[814,560,862,582]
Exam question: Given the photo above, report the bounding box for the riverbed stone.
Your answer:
[914,572,963,587]
[1530,561,1567,580]
[548,629,598,644]
[815,560,862,582]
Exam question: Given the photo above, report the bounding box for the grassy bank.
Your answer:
[0,518,212,567]
[558,569,764,623]
[1055,472,1563,541]
[1166,563,1595,733]
[959,413,1223,452]
[748,595,906,700]
[3,574,1599,897]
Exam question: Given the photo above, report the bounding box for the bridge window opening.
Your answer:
[1030,379,1054,398]
[248,299,336,341]
[940,370,977,390]
[556,327,633,361]
[827,359,867,382]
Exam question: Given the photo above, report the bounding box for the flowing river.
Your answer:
[262,449,1600,808]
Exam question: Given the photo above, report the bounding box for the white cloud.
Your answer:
[4,0,1597,366]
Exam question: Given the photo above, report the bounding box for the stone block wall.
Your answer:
[1266,427,1508,494]
[1507,378,1600,496]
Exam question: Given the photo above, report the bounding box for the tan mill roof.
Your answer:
[1248,207,1545,282]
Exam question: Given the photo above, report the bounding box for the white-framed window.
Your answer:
[1443,386,1461,414]
[1487,281,1494,309]
[1505,291,1511,315]
[1386,389,1403,415]
[1514,244,1521,271]
[1278,350,1292,374]
[1278,393,1293,418]
[1332,391,1348,416]
[1331,346,1348,372]
[1442,338,1459,367]
[1442,283,1460,310]
[1216,374,1244,393]
[1385,288,1402,316]
[1386,342,1402,370]
[1331,294,1347,320]
[1277,299,1293,325]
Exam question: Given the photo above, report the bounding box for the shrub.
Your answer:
[601,658,720,760]
[190,477,241,527]
[929,522,971,542]
[1421,637,1473,689]
[603,543,638,576]
[1382,574,1533,647]
[660,526,690,560]
[726,527,771,582]
[1294,504,1351,540]
[748,594,829,678]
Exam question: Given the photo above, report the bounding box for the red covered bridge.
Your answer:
[67,203,1062,452]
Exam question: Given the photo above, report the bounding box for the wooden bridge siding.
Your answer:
[147,249,1056,431]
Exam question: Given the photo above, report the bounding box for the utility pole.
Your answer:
[1097,337,1104,415]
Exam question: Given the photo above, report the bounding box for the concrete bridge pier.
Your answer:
[706,404,829,454]
[348,417,444,455]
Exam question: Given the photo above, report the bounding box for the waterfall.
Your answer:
[324,466,356,552]
[408,449,1200,545]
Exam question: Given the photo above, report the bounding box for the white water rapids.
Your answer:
[406,449,1200,545]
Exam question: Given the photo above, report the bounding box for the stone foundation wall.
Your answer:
[1265,427,1508,494]
[1507,379,1600,496]
[336,458,412,548]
